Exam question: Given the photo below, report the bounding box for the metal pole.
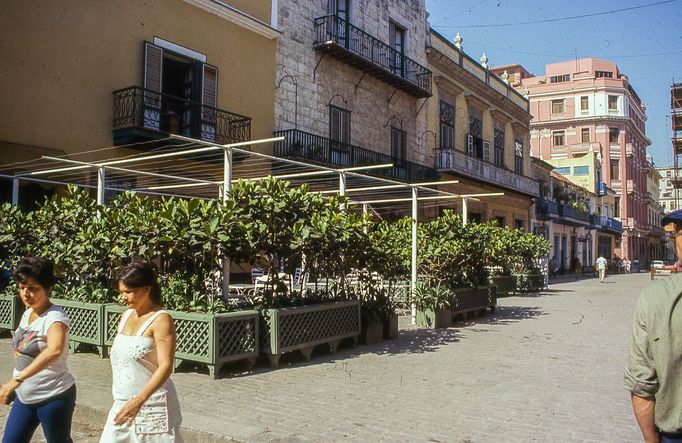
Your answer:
[96,167,105,206]
[339,171,347,210]
[11,177,19,206]
[362,203,369,234]
[411,186,418,324]
[462,197,469,225]
[222,148,233,299]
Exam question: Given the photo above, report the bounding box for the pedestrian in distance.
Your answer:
[100,261,183,442]
[633,257,640,273]
[596,254,608,283]
[625,209,682,442]
[0,257,77,443]
[624,258,631,274]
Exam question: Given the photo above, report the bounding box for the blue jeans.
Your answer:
[2,384,76,443]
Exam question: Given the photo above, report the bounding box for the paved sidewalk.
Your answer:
[0,273,660,442]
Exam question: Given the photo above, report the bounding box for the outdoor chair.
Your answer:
[251,267,264,284]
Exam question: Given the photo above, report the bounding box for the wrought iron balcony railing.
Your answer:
[590,215,623,233]
[558,203,590,224]
[273,129,437,183]
[436,147,539,197]
[536,199,559,220]
[112,86,251,145]
[314,14,432,98]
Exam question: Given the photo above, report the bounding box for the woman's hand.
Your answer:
[113,396,145,425]
[0,380,20,405]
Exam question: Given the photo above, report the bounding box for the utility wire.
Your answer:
[434,0,679,28]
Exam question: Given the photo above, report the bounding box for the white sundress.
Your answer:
[100,309,183,443]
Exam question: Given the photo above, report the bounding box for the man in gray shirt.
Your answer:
[625,210,682,442]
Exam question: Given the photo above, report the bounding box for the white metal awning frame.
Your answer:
[2,135,505,323]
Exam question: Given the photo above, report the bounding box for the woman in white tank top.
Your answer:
[100,262,183,442]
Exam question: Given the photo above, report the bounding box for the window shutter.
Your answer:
[143,42,163,130]
[202,64,218,108]
[467,134,474,156]
[400,130,407,162]
[483,141,491,162]
[144,42,163,94]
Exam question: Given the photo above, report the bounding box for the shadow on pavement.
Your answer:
[479,305,546,325]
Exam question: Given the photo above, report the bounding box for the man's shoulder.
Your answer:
[637,274,682,312]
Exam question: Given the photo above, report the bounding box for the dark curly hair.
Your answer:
[116,261,162,305]
[13,256,56,290]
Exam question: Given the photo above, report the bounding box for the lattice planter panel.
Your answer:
[261,300,361,368]
[0,293,22,332]
[514,274,545,293]
[491,276,515,297]
[51,299,106,357]
[104,304,258,378]
[451,286,496,319]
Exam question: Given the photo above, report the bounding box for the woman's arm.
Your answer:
[0,321,68,403]
[114,313,176,425]
[631,393,659,443]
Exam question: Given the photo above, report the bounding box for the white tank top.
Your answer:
[110,309,178,402]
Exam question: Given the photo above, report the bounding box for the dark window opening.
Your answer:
[329,105,351,165]
[494,129,505,167]
[468,116,484,159]
[439,100,454,149]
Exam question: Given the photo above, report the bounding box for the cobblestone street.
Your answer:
[0,272,659,442]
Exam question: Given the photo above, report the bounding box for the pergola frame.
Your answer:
[3,135,504,323]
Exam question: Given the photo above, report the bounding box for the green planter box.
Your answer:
[490,276,515,297]
[514,274,545,293]
[51,298,106,357]
[261,300,361,368]
[383,314,399,340]
[451,286,497,319]
[0,293,23,332]
[104,304,259,378]
[416,308,451,329]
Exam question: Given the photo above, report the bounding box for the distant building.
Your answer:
[493,58,652,262]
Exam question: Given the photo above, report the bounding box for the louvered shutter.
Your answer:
[467,134,474,156]
[143,42,163,130]
[201,64,218,141]
[483,141,491,162]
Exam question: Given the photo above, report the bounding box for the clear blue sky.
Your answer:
[426,0,682,167]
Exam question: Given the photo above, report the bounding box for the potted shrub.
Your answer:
[413,283,452,329]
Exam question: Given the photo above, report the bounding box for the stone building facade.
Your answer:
[273,0,435,183]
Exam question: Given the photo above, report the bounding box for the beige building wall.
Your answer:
[426,30,534,229]
[0,0,277,164]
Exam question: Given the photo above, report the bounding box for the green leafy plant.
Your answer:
[411,282,452,311]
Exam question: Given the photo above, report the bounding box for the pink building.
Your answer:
[492,58,651,262]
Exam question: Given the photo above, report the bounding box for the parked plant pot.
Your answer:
[51,298,106,357]
[383,313,399,340]
[416,308,451,329]
[0,292,23,333]
[490,275,515,297]
[260,300,361,368]
[451,286,496,320]
[361,317,383,345]
[104,304,259,378]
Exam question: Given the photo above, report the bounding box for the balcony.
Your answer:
[436,148,539,197]
[569,142,601,156]
[550,145,567,158]
[313,14,432,98]
[112,86,251,146]
[557,203,590,226]
[273,129,437,183]
[626,179,636,193]
[597,182,607,196]
[591,215,623,234]
[535,199,559,221]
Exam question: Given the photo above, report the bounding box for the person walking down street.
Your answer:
[596,255,608,283]
[0,257,76,443]
[625,209,682,443]
[100,261,183,442]
[633,257,640,273]
[624,258,631,274]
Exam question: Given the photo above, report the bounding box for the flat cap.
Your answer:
[661,209,682,226]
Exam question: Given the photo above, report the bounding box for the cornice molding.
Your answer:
[183,0,280,39]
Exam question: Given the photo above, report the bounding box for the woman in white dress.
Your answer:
[100,262,183,442]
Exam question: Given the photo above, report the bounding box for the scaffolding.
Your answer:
[1,135,503,324]
[671,82,682,211]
